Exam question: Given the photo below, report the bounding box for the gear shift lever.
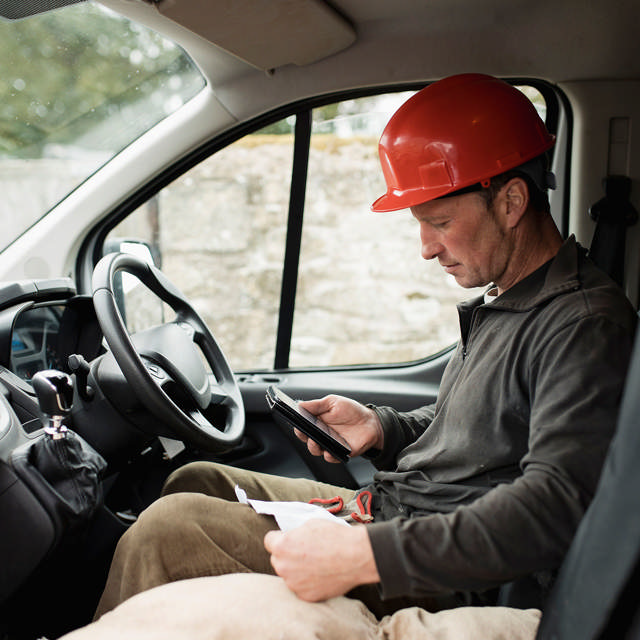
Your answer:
[10,369,107,534]
[32,370,74,439]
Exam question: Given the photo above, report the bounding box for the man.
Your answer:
[94,74,636,618]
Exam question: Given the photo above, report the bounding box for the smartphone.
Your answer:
[265,385,352,463]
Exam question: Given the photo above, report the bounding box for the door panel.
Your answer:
[236,348,451,487]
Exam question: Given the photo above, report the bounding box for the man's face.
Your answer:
[410,191,511,289]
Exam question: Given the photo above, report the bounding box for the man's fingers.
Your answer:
[263,529,283,553]
[323,451,342,464]
[298,396,331,415]
[306,439,324,457]
[293,426,336,460]
[293,427,308,443]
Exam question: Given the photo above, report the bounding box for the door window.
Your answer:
[291,94,478,367]
[106,85,556,371]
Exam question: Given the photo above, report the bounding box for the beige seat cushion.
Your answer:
[61,574,541,640]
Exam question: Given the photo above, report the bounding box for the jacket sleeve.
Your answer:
[367,316,635,598]
[367,404,436,471]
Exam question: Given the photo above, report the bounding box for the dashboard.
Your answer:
[0,279,104,433]
[10,304,67,381]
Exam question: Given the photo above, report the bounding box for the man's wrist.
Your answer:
[364,404,385,451]
[349,525,381,586]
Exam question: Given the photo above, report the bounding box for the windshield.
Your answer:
[0,1,205,253]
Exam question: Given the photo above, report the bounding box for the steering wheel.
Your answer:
[91,252,245,452]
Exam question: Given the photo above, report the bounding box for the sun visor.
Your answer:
[148,0,356,70]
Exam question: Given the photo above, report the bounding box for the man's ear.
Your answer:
[503,177,529,228]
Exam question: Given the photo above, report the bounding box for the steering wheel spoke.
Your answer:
[208,380,232,405]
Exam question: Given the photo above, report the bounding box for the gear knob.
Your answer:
[32,370,74,438]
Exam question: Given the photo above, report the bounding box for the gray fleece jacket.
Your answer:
[365,236,637,599]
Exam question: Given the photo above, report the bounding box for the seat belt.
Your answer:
[588,175,638,287]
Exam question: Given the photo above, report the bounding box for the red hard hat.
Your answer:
[371,74,555,212]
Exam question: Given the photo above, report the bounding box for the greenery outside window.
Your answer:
[0,2,204,252]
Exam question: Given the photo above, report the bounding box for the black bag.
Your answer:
[11,430,107,542]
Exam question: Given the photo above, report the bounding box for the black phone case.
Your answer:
[266,386,351,463]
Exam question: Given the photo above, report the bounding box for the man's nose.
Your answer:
[419,226,444,261]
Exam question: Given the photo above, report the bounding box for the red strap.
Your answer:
[308,492,374,522]
[350,490,373,523]
[308,496,344,514]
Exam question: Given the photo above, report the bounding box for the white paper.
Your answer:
[234,485,349,531]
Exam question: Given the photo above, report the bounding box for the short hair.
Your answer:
[479,152,553,214]
[479,170,551,214]
[436,153,554,214]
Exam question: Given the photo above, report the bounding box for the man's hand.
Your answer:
[296,395,384,463]
[263,519,380,601]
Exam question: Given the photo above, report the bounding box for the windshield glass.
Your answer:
[0,1,205,253]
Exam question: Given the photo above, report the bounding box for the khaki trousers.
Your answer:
[95,461,468,620]
[94,461,357,618]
